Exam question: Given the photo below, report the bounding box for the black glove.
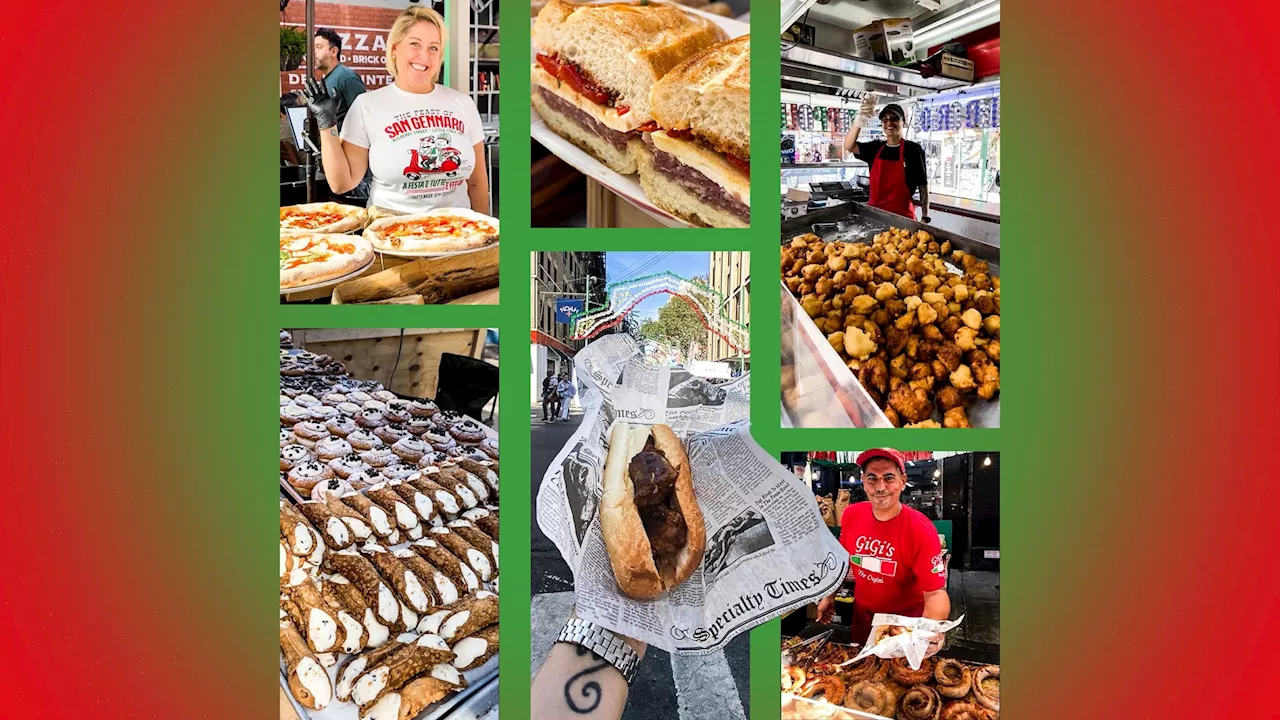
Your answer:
[301,76,339,131]
[921,215,932,224]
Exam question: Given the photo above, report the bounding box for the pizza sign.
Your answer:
[279,2,404,93]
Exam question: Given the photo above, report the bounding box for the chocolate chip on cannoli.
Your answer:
[363,543,432,614]
[438,592,499,641]
[410,538,481,593]
[351,633,455,708]
[320,577,370,653]
[296,500,354,549]
[460,507,499,540]
[342,492,397,539]
[449,625,499,671]
[446,520,499,570]
[284,576,347,654]
[394,549,461,606]
[388,479,438,525]
[335,640,406,703]
[365,483,422,533]
[325,550,400,629]
[427,526,493,581]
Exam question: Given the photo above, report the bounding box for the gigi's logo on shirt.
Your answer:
[853,536,897,558]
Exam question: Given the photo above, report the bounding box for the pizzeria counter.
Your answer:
[278,328,501,720]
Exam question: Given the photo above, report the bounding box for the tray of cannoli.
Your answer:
[782,635,999,720]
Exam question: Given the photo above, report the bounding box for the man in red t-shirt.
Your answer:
[816,448,952,653]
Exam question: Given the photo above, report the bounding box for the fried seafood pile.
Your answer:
[782,228,1001,427]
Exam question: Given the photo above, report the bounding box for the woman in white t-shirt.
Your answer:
[301,7,490,216]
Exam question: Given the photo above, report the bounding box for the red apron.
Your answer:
[868,141,915,220]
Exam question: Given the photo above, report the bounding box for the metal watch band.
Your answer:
[557,617,641,684]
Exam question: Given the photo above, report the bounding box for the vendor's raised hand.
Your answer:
[301,76,339,131]
[858,93,877,118]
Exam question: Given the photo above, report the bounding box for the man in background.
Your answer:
[312,28,366,131]
[541,367,558,422]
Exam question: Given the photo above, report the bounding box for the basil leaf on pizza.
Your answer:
[279,232,374,290]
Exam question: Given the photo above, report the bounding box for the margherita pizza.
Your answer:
[279,202,369,234]
[362,208,499,255]
[280,232,374,290]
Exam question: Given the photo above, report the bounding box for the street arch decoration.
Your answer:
[569,272,750,354]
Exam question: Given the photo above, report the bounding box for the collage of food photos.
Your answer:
[279,1,999,719]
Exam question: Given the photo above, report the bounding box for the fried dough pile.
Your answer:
[782,228,1001,427]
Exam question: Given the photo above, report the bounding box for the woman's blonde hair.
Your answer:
[385,6,447,78]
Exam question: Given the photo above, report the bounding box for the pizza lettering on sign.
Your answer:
[279,2,404,93]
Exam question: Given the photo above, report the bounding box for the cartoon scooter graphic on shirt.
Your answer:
[403,135,465,180]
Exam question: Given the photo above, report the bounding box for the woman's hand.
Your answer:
[858,93,877,119]
[301,77,339,131]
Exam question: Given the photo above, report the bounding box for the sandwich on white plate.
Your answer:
[637,34,750,228]
[531,0,728,175]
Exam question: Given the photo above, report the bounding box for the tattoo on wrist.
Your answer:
[329,126,339,136]
[563,645,611,714]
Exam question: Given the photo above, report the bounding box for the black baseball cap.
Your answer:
[879,103,905,122]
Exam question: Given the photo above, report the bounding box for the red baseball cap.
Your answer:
[855,448,906,474]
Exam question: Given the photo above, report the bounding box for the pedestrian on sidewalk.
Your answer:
[541,367,558,421]
[557,372,576,421]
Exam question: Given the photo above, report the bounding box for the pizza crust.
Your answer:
[280,232,375,290]
[363,208,500,255]
[280,202,370,234]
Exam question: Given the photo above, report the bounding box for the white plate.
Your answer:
[530,6,749,228]
[374,241,499,260]
[280,255,376,296]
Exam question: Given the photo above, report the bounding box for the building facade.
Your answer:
[707,251,750,367]
[530,252,607,403]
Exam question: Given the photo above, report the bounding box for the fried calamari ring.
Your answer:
[842,681,894,717]
[896,685,942,720]
[934,659,972,699]
[798,675,846,704]
[971,665,999,713]
[782,666,807,692]
[888,656,935,686]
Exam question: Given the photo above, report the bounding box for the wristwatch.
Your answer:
[557,617,641,684]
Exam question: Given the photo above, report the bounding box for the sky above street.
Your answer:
[604,252,710,321]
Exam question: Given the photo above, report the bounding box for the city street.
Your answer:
[528,404,750,720]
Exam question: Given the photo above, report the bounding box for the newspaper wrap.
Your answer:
[851,612,966,670]
[537,335,849,654]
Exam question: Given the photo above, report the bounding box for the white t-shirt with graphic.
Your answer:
[341,82,485,214]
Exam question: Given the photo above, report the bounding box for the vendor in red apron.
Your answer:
[842,98,931,224]
[816,448,951,655]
